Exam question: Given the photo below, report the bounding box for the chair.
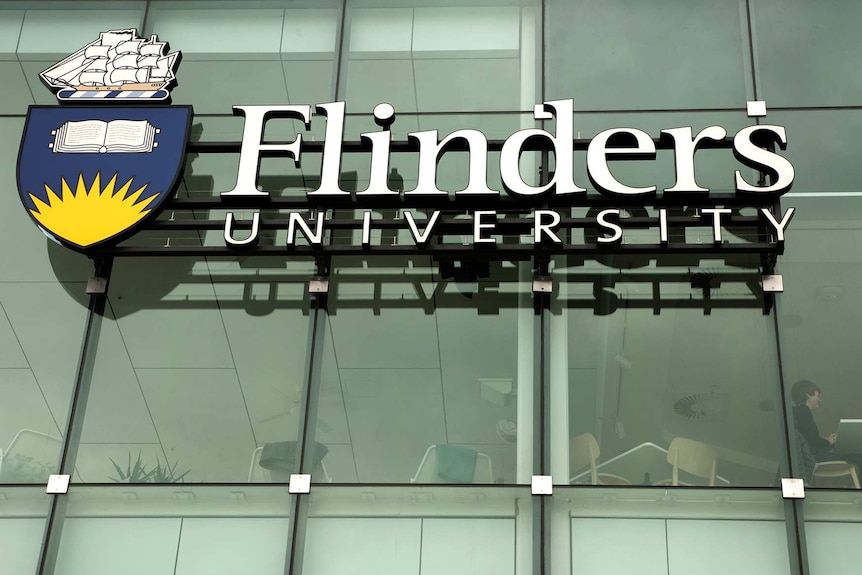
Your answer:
[653,437,717,486]
[569,433,630,485]
[410,445,494,484]
[812,461,861,489]
[248,446,332,483]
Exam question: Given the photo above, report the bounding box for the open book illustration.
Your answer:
[40,29,179,94]
[51,120,159,154]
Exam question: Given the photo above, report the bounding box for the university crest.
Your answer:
[17,29,192,252]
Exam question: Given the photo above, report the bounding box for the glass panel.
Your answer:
[0,7,33,115]
[73,257,316,484]
[557,487,790,575]
[52,485,291,575]
[771,110,862,487]
[770,110,862,195]
[0,486,51,575]
[341,0,540,113]
[11,1,146,107]
[752,0,862,107]
[147,1,339,114]
[778,198,862,487]
[551,257,784,488]
[545,0,753,110]
[0,116,90,484]
[307,257,533,484]
[300,485,529,575]
[803,490,862,575]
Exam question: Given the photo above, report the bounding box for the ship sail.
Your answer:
[112,53,139,70]
[138,55,160,68]
[100,30,134,45]
[140,42,166,57]
[109,68,150,84]
[84,59,108,72]
[39,29,180,93]
[84,45,110,59]
[116,40,143,55]
[151,56,175,80]
[78,71,106,86]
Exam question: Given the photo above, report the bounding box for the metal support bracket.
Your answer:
[288,473,311,494]
[532,276,552,294]
[762,275,784,293]
[781,477,805,499]
[308,277,330,294]
[86,276,108,295]
[46,474,70,494]
[531,475,553,495]
[762,274,782,315]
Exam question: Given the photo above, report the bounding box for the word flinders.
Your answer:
[218,99,795,249]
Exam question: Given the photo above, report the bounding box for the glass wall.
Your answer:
[545,0,754,109]
[750,2,862,501]
[75,256,316,484]
[1,1,862,575]
[551,258,784,488]
[307,258,534,484]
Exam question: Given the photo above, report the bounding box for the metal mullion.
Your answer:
[535,296,551,575]
[141,0,152,37]
[332,0,348,103]
[285,257,330,575]
[532,136,552,575]
[785,500,810,575]
[37,257,113,575]
[769,295,811,575]
[530,294,545,575]
[745,0,805,563]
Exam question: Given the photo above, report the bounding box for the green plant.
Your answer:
[109,452,190,483]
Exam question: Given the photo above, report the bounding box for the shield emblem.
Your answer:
[17,105,192,252]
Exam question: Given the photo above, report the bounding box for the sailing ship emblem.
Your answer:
[40,29,181,102]
[17,29,192,252]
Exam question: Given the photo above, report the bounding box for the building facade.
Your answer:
[0,1,860,574]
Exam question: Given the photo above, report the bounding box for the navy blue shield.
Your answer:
[18,105,192,251]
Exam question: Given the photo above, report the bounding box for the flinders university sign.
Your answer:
[17,29,794,259]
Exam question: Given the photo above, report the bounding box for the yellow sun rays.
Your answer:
[28,172,156,248]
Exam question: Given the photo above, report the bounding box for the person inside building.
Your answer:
[791,379,862,487]
[791,380,835,459]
